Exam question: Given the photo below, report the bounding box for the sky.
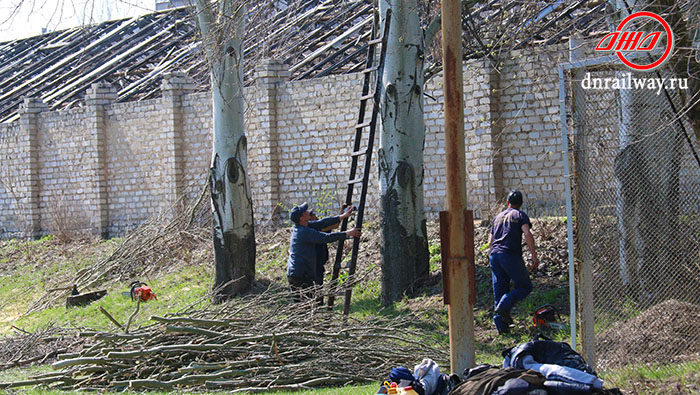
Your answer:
[1,0,155,42]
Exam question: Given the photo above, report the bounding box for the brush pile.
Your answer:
[597,299,700,369]
[26,186,213,315]
[0,326,81,370]
[1,282,448,392]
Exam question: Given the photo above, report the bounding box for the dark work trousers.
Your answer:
[287,276,319,304]
[490,253,533,329]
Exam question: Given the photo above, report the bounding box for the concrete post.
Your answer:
[162,72,195,210]
[17,97,47,239]
[254,59,289,222]
[85,83,116,238]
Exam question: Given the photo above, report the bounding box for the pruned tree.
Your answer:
[645,0,700,138]
[194,0,255,302]
[609,0,699,301]
[377,0,430,305]
[374,0,596,305]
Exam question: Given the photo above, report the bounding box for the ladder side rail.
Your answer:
[327,9,381,307]
[342,8,391,316]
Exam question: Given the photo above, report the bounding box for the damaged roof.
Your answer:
[0,1,377,123]
[0,0,606,124]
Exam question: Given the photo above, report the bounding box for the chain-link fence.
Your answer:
[562,60,700,374]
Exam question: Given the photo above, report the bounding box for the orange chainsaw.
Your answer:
[533,304,566,330]
[128,281,157,302]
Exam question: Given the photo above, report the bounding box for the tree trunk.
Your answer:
[195,0,256,302]
[612,0,681,302]
[378,0,430,305]
[646,0,700,140]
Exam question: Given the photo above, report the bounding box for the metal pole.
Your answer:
[441,0,475,375]
[569,38,595,368]
[558,64,577,350]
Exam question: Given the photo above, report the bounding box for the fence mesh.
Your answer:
[565,63,700,373]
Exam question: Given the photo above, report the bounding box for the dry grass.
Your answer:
[598,300,700,370]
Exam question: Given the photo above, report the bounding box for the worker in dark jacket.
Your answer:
[488,190,539,334]
[308,204,350,286]
[287,202,360,301]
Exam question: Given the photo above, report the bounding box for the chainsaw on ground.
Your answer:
[533,304,567,331]
[121,281,157,302]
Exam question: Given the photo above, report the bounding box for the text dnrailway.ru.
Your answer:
[581,72,688,95]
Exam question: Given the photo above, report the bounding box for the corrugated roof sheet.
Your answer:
[0,0,606,124]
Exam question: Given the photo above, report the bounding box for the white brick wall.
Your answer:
[0,122,25,236]
[0,49,600,237]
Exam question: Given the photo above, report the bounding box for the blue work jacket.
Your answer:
[287,220,347,279]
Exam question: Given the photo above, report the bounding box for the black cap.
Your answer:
[507,190,523,206]
[289,202,308,223]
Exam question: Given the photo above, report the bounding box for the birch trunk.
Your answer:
[195,0,255,302]
[378,0,429,305]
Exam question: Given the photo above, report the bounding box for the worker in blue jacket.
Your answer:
[308,204,351,286]
[287,202,360,301]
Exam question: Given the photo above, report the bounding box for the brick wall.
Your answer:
[0,50,577,238]
[0,120,25,235]
[497,46,569,216]
[35,106,92,234]
[105,97,166,234]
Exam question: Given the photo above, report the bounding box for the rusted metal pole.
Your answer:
[440,0,475,375]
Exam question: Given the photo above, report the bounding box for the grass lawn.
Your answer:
[1,220,698,394]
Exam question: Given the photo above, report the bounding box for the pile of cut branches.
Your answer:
[2,283,448,392]
[26,185,213,315]
[0,326,81,370]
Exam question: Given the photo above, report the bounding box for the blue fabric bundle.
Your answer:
[390,367,416,383]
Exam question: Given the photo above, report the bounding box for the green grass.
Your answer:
[11,265,211,333]
[428,241,441,272]
[3,222,700,394]
[0,364,53,383]
[520,287,568,313]
[0,233,209,334]
[0,236,404,394]
[601,359,700,391]
[0,238,121,334]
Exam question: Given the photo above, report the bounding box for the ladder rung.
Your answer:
[351,148,368,157]
[362,65,379,74]
[368,38,383,45]
[348,177,365,185]
[355,121,371,129]
[359,93,374,101]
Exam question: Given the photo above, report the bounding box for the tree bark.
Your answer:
[646,0,700,140]
[195,0,256,302]
[612,0,682,302]
[378,0,430,305]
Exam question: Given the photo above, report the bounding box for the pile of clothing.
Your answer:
[451,336,621,395]
[383,337,622,395]
[379,359,460,395]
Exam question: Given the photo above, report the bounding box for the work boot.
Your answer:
[495,307,513,325]
[494,315,511,335]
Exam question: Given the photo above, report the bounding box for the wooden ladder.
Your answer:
[327,9,391,316]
